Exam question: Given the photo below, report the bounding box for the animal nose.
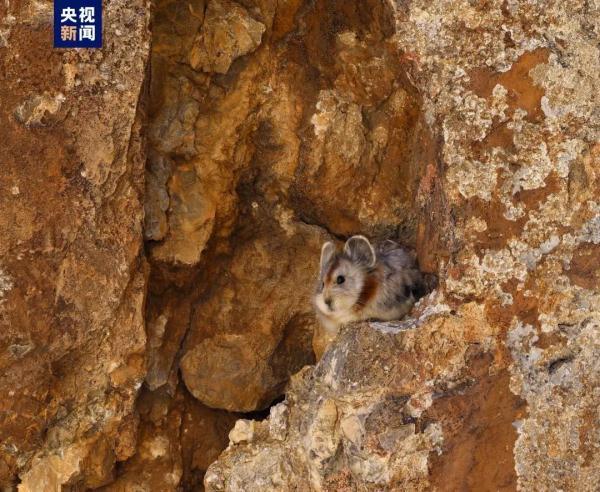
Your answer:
[325,298,333,309]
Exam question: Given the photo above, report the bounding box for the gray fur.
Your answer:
[314,236,424,337]
[344,235,376,268]
[319,241,336,279]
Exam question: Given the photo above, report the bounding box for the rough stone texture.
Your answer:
[145,0,430,416]
[205,299,524,491]
[189,0,266,74]
[99,386,238,491]
[205,0,600,490]
[179,218,323,412]
[392,1,600,489]
[0,0,151,489]
[1,0,599,489]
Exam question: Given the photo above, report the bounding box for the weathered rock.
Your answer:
[145,294,191,391]
[189,0,266,74]
[144,151,172,242]
[205,0,600,490]
[180,217,321,411]
[0,0,151,488]
[205,298,522,490]
[99,386,238,492]
[19,435,117,491]
[13,92,66,127]
[148,0,429,417]
[2,0,599,489]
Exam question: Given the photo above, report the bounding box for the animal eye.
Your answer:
[336,275,345,285]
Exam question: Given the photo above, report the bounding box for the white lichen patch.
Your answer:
[0,9,16,48]
[311,90,341,139]
[531,45,600,135]
[577,211,600,244]
[555,138,585,178]
[0,268,13,303]
[508,235,561,271]
[14,92,65,127]
[449,158,498,201]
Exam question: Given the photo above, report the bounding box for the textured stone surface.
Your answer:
[145,0,430,416]
[99,386,238,491]
[0,0,151,489]
[1,0,599,489]
[179,219,322,412]
[189,0,266,74]
[391,1,600,489]
[206,0,600,490]
[205,298,525,491]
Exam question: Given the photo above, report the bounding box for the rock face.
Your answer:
[98,386,238,491]
[1,0,599,490]
[145,0,430,417]
[205,299,522,491]
[0,0,151,489]
[204,0,600,490]
[179,219,323,412]
[189,0,266,74]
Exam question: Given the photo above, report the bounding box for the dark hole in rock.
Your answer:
[243,394,286,422]
[548,355,574,374]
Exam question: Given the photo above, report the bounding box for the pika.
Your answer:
[314,235,425,347]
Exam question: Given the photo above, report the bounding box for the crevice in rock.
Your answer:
[2,0,598,489]
[547,355,574,374]
[119,0,445,488]
[243,394,287,422]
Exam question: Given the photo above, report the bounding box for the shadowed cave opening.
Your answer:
[129,0,444,488]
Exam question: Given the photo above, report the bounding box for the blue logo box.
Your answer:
[54,0,102,48]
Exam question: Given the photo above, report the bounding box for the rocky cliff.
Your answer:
[1,0,150,489]
[0,0,598,490]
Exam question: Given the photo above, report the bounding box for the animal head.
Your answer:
[314,235,377,320]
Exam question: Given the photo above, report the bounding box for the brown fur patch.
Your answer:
[325,257,340,286]
[353,274,379,312]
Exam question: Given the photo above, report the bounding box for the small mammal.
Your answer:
[314,235,425,339]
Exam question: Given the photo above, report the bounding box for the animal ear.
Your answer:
[320,241,336,275]
[344,235,376,268]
